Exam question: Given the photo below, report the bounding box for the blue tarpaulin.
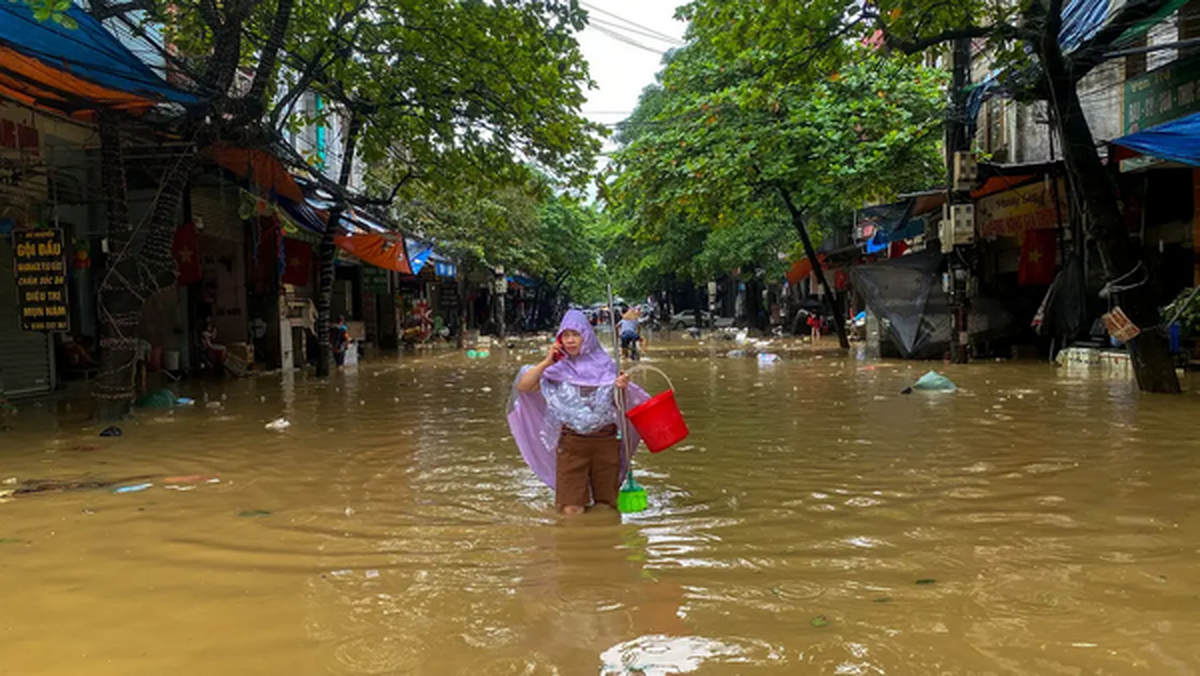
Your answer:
[1113,111,1200,166]
[0,3,196,107]
[409,247,434,275]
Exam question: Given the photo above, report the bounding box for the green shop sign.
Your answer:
[1124,53,1200,134]
[361,264,389,294]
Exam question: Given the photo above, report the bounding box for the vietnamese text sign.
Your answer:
[361,264,388,294]
[1124,53,1200,135]
[976,179,1066,238]
[13,229,69,331]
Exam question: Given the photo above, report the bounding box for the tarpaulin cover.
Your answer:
[207,144,306,203]
[1112,111,1200,166]
[334,234,412,274]
[0,3,195,111]
[785,254,827,285]
[851,250,1014,358]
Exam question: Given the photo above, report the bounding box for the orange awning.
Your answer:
[786,254,828,285]
[335,234,412,274]
[205,143,306,204]
[0,45,158,116]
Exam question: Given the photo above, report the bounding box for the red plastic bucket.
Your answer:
[624,366,688,453]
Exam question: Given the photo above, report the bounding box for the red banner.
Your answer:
[172,222,202,286]
[1018,228,1057,286]
[282,238,312,286]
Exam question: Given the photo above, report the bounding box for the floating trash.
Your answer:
[238,510,272,518]
[113,483,152,494]
[811,615,830,628]
[99,426,122,437]
[264,418,290,431]
[904,371,957,393]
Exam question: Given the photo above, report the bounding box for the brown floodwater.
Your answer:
[3,341,1200,675]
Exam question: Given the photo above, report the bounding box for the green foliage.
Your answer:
[1163,288,1200,336]
[602,32,946,297]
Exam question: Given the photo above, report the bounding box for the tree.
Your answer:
[605,39,946,345]
[681,0,1183,392]
[26,0,601,412]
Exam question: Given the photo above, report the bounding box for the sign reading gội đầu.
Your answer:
[13,229,69,332]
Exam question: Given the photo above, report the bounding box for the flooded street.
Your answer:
[4,345,1200,675]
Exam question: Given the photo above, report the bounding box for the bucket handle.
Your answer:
[624,364,675,394]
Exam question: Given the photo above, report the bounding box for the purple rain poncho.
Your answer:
[507,310,648,488]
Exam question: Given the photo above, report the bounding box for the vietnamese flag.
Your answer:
[281,238,312,286]
[172,222,202,286]
[1018,228,1057,286]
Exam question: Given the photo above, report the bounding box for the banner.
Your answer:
[172,222,202,286]
[13,228,69,331]
[977,179,1066,238]
[281,238,312,286]
[1018,228,1057,286]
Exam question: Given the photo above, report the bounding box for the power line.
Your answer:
[579,1,684,45]
[589,16,683,47]
[589,22,671,55]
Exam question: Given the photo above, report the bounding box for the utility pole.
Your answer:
[945,37,973,364]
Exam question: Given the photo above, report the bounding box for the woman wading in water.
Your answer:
[509,310,647,515]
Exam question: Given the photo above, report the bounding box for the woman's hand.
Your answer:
[541,341,565,366]
[615,371,630,389]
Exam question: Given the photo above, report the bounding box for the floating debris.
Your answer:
[264,418,290,431]
[238,509,272,518]
[113,483,152,494]
[99,426,122,437]
[916,579,937,585]
[811,615,830,628]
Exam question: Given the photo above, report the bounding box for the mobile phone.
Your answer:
[552,337,565,362]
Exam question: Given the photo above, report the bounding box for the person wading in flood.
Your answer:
[509,310,647,516]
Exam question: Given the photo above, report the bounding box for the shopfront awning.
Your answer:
[1112,111,1200,167]
[334,234,412,274]
[0,3,196,114]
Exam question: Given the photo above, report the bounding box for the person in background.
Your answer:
[135,338,152,392]
[199,317,227,370]
[618,307,643,360]
[331,315,350,366]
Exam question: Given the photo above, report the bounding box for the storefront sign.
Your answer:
[435,261,456,278]
[361,264,388,294]
[1124,53,1200,134]
[976,179,1066,238]
[13,229,69,331]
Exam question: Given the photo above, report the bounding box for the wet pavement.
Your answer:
[3,342,1200,675]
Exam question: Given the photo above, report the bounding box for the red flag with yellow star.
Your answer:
[1018,228,1057,286]
[281,238,312,286]
[172,222,202,286]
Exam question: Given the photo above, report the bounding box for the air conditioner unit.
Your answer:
[939,203,975,253]
[953,151,979,191]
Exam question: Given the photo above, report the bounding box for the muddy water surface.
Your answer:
[3,345,1200,675]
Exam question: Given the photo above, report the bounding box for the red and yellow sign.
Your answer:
[977,179,1067,238]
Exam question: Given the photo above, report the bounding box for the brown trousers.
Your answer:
[556,424,620,508]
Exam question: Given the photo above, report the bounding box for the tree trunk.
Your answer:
[456,271,469,349]
[777,187,850,349]
[1040,14,1180,393]
[315,112,362,377]
[93,114,138,420]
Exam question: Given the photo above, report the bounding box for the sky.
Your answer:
[574,0,689,156]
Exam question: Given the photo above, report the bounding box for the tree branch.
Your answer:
[245,0,295,111]
[88,0,154,20]
[884,23,1019,54]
